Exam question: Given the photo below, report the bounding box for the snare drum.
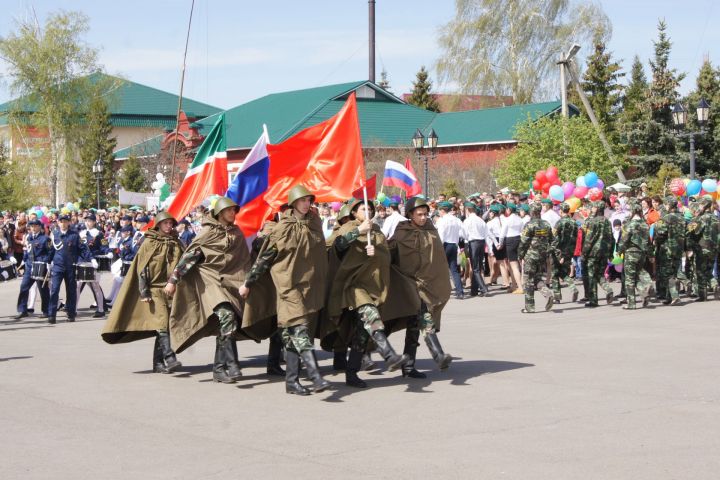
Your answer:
[74,263,96,282]
[31,261,48,281]
[95,256,112,272]
[120,261,132,277]
[0,260,17,281]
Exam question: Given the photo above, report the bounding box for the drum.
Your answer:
[120,261,132,277]
[74,263,96,283]
[0,260,17,281]
[95,256,112,272]
[31,261,48,281]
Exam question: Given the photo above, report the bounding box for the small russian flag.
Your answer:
[382,160,421,196]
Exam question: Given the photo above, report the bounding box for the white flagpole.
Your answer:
[363,185,371,247]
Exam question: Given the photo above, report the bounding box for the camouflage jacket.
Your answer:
[654,212,685,255]
[582,215,613,261]
[518,218,554,261]
[617,217,650,256]
[552,216,578,258]
[687,212,719,255]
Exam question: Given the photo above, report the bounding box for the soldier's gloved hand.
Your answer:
[357,219,372,235]
[9,257,16,265]
[91,259,98,269]
[106,252,114,259]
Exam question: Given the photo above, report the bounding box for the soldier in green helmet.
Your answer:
[551,202,579,303]
[518,202,555,313]
[617,203,652,309]
[241,185,331,395]
[581,200,615,307]
[686,196,720,301]
[165,197,252,384]
[654,196,685,305]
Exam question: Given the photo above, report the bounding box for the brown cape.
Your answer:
[169,214,263,354]
[381,219,451,333]
[101,228,184,344]
[243,209,329,331]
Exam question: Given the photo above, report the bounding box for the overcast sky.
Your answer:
[1,0,718,109]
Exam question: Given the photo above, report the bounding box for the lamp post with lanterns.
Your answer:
[92,159,104,210]
[672,98,710,180]
[412,128,438,197]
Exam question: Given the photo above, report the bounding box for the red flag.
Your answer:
[403,158,422,196]
[352,174,376,200]
[265,93,365,209]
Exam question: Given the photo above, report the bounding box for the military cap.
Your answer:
[120,225,134,233]
[28,219,42,227]
[85,213,96,221]
[212,197,240,218]
[135,215,150,224]
[404,196,429,217]
[437,201,453,211]
[337,204,352,222]
[540,198,552,205]
[505,202,517,212]
[121,215,133,221]
[464,201,476,210]
[153,211,177,228]
[520,204,530,213]
[287,184,315,206]
[58,214,71,221]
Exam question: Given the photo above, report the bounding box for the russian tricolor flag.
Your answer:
[382,160,421,196]
[226,128,273,237]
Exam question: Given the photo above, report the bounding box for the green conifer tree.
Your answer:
[407,66,440,112]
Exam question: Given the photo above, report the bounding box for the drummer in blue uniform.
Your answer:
[76,213,109,318]
[15,219,53,319]
[48,214,94,324]
[107,224,135,307]
[132,215,149,253]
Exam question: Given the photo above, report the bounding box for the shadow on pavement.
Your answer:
[0,355,33,362]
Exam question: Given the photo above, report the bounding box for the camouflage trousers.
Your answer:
[683,254,696,295]
[215,302,238,340]
[623,252,651,308]
[583,257,613,305]
[281,323,314,354]
[523,257,552,311]
[418,302,437,336]
[350,304,385,352]
[656,251,682,301]
[694,251,718,299]
[552,255,578,298]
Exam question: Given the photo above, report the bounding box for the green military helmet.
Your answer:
[405,196,429,218]
[337,204,352,222]
[153,211,178,228]
[287,184,315,207]
[348,197,375,218]
[213,196,240,218]
[560,202,571,213]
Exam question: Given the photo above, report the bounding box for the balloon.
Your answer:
[687,179,702,196]
[330,201,342,212]
[596,179,604,191]
[390,195,402,204]
[562,182,575,199]
[40,216,50,226]
[614,264,624,273]
[377,192,387,202]
[541,182,551,193]
[574,186,589,198]
[669,178,686,196]
[576,176,586,188]
[552,178,562,186]
[35,210,43,218]
[702,178,717,193]
[588,187,603,201]
[535,171,547,183]
[546,166,559,182]
[611,255,623,265]
[584,172,599,188]
[566,197,581,213]
[532,179,541,191]
[683,178,691,186]
[549,185,565,201]
[381,198,390,207]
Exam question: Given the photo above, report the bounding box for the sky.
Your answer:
[0,0,718,109]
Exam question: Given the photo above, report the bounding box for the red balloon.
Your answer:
[588,187,603,201]
[669,178,685,196]
[552,178,562,186]
[546,166,559,182]
[535,171,547,183]
[542,182,551,192]
[532,179,541,191]
[574,186,589,198]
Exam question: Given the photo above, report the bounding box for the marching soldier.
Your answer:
[581,201,615,308]
[654,196,685,305]
[551,202,579,303]
[518,202,555,313]
[686,197,719,302]
[102,212,185,373]
[15,219,53,319]
[617,203,652,309]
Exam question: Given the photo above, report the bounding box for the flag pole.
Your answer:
[363,185,371,248]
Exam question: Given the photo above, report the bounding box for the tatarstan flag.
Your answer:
[165,113,229,222]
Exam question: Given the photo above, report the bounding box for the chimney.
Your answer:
[369,0,375,83]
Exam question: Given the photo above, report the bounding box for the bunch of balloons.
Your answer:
[530,167,604,212]
[670,177,719,199]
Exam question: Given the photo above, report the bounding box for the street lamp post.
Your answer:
[412,128,439,197]
[672,99,710,179]
[92,159,104,210]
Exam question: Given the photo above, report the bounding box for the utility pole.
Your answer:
[368,0,376,83]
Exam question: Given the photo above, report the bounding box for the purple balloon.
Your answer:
[596,179,605,191]
[562,181,575,199]
[390,195,402,203]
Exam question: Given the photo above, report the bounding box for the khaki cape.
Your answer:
[243,209,329,332]
[169,215,264,354]
[381,219,451,333]
[101,228,184,344]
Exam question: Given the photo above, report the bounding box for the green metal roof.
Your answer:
[114,135,163,159]
[113,80,575,159]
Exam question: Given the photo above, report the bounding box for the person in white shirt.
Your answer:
[499,203,525,294]
[486,206,510,288]
[436,202,467,299]
[463,202,488,296]
[381,201,407,240]
[541,199,561,229]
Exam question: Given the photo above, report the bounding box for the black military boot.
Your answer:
[332,350,348,371]
[266,332,285,376]
[371,330,409,372]
[157,332,181,373]
[299,350,331,393]
[425,333,452,370]
[345,349,367,388]
[285,350,310,395]
[361,352,376,371]
[224,338,242,381]
[47,316,56,324]
[212,338,235,384]
[401,326,426,378]
[152,337,165,373]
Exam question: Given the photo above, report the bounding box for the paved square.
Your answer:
[1,275,719,479]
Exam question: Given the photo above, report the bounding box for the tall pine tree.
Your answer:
[647,20,685,127]
[75,95,116,208]
[407,66,440,112]
[685,59,720,176]
[621,55,648,124]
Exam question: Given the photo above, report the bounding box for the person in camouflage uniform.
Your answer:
[551,202,579,303]
[686,197,720,302]
[518,202,555,313]
[581,201,615,307]
[654,196,685,305]
[617,203,652,309]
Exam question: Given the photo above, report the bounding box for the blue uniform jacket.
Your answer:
[50,229,92,272]
[81,229,109,257]
[23,232,54,265]
[119,236,136,262]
